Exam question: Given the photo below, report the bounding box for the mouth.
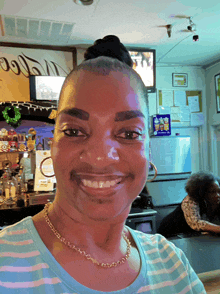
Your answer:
[81,178,122,189]
[73,174,126,197]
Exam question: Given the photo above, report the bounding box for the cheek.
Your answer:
[136,143,149,181]
[51,138,76,171]
[135,140,149,163]
[125,143,148,176]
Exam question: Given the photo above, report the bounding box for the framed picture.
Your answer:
[172,73,188,87]
[214,73,220,113]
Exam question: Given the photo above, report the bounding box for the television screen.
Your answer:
[128,49,156,93]
[29,76,66,101]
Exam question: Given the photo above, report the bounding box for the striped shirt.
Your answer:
[0,217,206,293]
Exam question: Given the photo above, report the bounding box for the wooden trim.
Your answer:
[0,41,77,74]
[0,15,5,37]
[72,47,77,69]
[0,41,76,52]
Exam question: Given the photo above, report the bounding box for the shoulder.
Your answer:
[182,195,199,207]
[0,217,39,256]
[129,229,184,260]
[129,229,197,271]
[0,217,32,237]
[128,230,206,292]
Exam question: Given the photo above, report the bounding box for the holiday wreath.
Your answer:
[2,106,21,125]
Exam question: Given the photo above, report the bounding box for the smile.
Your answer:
[73,174,127,197]
[81,178,122,189]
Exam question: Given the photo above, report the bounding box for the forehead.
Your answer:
[58,69,147,116]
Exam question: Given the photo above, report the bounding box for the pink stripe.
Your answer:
[137,272,187,292]
[7,229,28,235]
[0,263,49,272]
[0,277,61,288]
[0,251,40,258]
[179,284,193,294]
[0,239,33,245]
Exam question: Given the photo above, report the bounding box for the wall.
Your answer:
[151,65,207,173]
[205,62,220,175]
[140,64,207,205]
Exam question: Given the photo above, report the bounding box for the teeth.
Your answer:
[81,179,121,188]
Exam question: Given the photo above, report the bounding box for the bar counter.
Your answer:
[170,234,220,294]
[0,192,55,227]
[0,193,154,228]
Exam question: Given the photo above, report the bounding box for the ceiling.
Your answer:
[0,0,220,68]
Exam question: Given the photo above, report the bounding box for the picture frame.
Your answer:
[172,73,188,87]
[214,73,220,113]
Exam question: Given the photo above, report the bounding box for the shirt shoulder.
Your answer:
[0,216,41,258]
[182,195,198,204]
[0,218,68,293]
[127,229,206,293]
[0,216,33,239]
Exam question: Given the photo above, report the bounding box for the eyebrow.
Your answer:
[61,108,89,121]
[115,110,145,121]
[60,108,145,122]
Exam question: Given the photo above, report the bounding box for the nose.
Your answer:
[79,138,119,167]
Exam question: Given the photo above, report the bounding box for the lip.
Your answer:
[76,173,126,181]
[75,174,127,197]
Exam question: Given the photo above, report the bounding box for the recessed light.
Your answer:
[73,0,94,5]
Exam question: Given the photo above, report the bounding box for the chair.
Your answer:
[157,203,196,238]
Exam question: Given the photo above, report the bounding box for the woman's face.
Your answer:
[208,180,220,206]
[51,69,149,222]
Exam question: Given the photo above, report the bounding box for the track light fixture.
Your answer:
[187,17,196,31]
[187,17,199,42]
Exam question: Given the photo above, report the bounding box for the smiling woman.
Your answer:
[0,35,206,293]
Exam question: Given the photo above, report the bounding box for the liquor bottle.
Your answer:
[16,165,25,195]
[0,178,4,206]
[3,167,17,202]
[16,165,26,207]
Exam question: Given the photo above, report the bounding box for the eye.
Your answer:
[117,130,143,140]
[62,128,86,137]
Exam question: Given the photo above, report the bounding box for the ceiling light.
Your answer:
[73,0,94,5]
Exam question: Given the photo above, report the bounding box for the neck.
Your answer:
[47,198,129,253]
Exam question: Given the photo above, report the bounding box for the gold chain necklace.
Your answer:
[43,203,131,268]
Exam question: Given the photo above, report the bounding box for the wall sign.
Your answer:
[152,114,171,136]
[0,46,75,102]
[172,73,188,87]
[215,73,220,113]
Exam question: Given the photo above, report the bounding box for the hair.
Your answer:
[84,35,133,67]
[58,35,149,116]
[185,171,218,214]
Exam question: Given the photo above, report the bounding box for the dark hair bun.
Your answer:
[84,35,133,68]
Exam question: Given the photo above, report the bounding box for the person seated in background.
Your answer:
[157,171,220,238]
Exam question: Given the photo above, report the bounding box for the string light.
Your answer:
[0,101,57,112]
